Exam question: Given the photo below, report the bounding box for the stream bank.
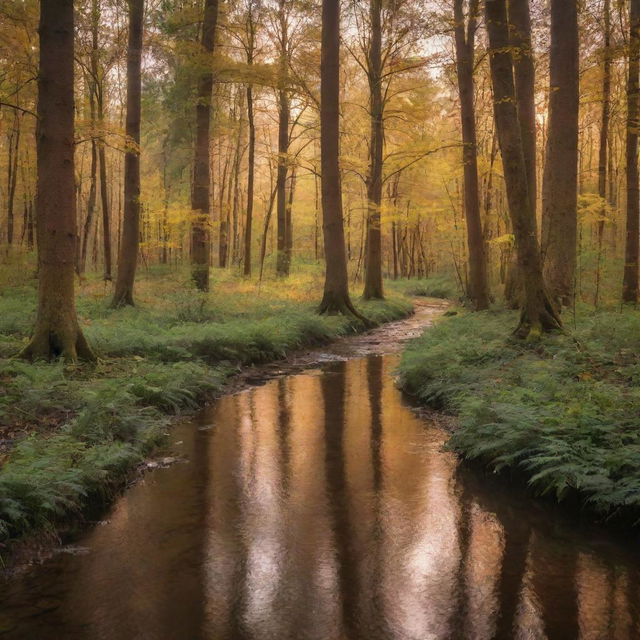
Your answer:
[2,299,640,639]
[0,292,413,570]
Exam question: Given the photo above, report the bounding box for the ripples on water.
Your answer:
[1,355,640,639]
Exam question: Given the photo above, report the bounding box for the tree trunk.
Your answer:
[624,0,640,303]
[541,0,579,307]
[510,0,536,213]
[190,0,219,291]
[80,137,98,274]
[285,165,296,269]
[595,0,611,307]
[363,0,384,300]
[318,0,364,320]
[276,0,290,278]
[99,137,112,280]
[112,0,144,307]
[244,82,255,276]
[21,0,95,362]
[485,0,561,337]
[6,112,20,248]
[503,0,535,308]
[453,0,490,310]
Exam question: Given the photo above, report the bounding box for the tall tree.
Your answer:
[541,0,579,307]
[275,0,291,277]
[624,0,640,303]
[510,0,536,213]
[243,2,257,277]
[21,0,94,361]
[453,0,490,310]
[503,0,535,308]
[112,0,144,306]
[190,0,219,291]
[318,0,362,318]
[485,0,561,337]
[362,0,384,300]
[595,0,611,306]
[79,0,100,275]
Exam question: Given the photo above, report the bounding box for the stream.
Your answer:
[2,302,640,639]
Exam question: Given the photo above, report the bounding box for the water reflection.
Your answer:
[1,354,640,639]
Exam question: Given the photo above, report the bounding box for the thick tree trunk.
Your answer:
[453,0,490,310]
[541,0,579,307]
[503,0,535,308]
[318,0,363,319]
[112,0,144,307]
[363,0,384,300]
[485,0,561,337]
[190,0,219,291]
[510,0,536,213]
[21,0,95,362]
[623,0,640,304]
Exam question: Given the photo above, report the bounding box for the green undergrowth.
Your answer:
[388,274,460,300]
[398,307,640,521]
[0,269,413,546]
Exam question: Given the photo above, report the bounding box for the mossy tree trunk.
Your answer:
[112,0,144,306]
[21,0,95,362]
[485,0,561,338]
[190,0,218,291]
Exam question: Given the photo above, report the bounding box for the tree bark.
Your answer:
[510,0,536,213]
[595,0,611,306]
[6,112,20,248]
[318,0,363,319]
[541,0,579,307]
[485,0,561,337]
[453,0,490,310]
[112,0,144,306]
[624,0,640,304]
[190,0,219,291]
[80,0,101,276]
[244,82,255,276]
[276,0,290,277]
[503,0,535,308]
[363,0,384,300]
[21,0,95,362]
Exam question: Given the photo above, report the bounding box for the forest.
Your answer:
[1,0,640,637]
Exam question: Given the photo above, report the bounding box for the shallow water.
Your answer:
[2,352,640,639]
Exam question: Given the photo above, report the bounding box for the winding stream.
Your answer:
[2,303,640,639]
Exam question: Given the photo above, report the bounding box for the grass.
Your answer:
[0,264,414,546]
[387,273,460,300]
[398,307,640,521]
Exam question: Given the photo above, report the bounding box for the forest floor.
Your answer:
[0,266,456,557]
[398,305,640,523]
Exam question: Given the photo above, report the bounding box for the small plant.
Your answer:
[398,308,640,519]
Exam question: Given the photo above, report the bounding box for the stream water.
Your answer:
[2,306,640,639]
